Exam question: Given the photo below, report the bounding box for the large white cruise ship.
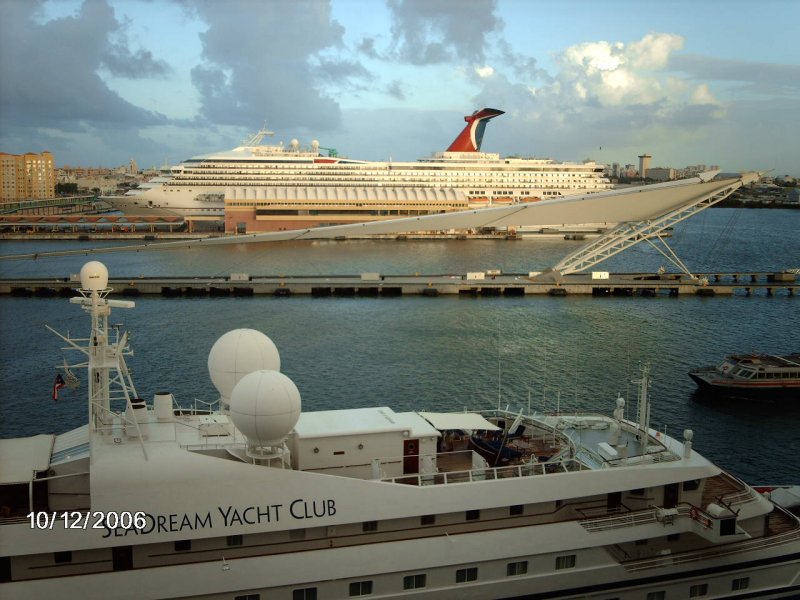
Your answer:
[105,109,612,219]
[2,257,799,599]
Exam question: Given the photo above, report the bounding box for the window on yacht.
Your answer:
[456,567,478,583]
[506,561,528,576]
[292,588,317,600]
[403,574,426,590]
[732,577,750,591]
[509,504,524,516]
[349,580,373,596]
[362,521,378,532]
[555,555,576,570]
[646,592,665,600]
[720,518,737,536]
[234,595,260,600]
[54,551,72,563]
[173,540,191,552]
[421,515,435,526]
[227,535,243,546]
[466,510,480,521]
[690,583,709,597]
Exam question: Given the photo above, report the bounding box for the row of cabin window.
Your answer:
[282,560,545,600]
[284,574,750,600]
[614,577,749,600]
[55,505,528,565]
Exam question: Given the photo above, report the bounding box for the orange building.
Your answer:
[0,151,56,202]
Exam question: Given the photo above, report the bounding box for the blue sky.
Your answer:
[1,0,798,175]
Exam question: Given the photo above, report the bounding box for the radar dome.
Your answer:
[311,139,320,150]
[290,138,299,149]
[208,329,281,400]
[229,370,301,446]
[80,261,109,291]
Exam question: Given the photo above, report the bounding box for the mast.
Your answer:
[50,261,145,455]
[634,363,652,446]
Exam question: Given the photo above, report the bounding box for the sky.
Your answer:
[0,0,798,176]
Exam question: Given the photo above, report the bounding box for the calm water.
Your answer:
[1,208,799,484]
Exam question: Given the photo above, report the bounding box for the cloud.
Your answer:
[0,0,166,138]
[552,33,687,108]
[669,54,800,94]
[103,43,171,79]
[385,80,406,100]
[387,0,500,65]
[188,0,361,131]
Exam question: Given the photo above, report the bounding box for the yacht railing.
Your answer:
[380,455,588,486]
[620,506,800,572]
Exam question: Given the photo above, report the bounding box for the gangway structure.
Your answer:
[543,176,748,281]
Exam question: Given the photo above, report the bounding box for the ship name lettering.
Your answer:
[102,511,212,538]
[218,504,282,527]
[289,498,336,520]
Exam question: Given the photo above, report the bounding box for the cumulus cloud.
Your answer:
[188,0,363,131]
[669,54,800,95]
[0,0,167,132]
[387,0,500,65]
[465,32,732,166]
[103,43,171,79]
[552,33,688,108]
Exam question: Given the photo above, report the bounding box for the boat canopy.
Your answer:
[0,434,54,484]
[418,411,500,431]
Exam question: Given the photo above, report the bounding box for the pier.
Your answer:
[2,271,796,298]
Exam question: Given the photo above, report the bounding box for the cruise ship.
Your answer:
[1,260,799,600]
[105,109,613,221]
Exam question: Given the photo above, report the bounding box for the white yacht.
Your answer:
[1,260,798,599]
[103,109,612,219]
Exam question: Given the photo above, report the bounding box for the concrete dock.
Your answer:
[1,271,797,298]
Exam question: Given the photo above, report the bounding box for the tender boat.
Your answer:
[689,353,800,400]
[1,262,799,599]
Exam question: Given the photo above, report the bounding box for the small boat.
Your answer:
[689,353,800,399]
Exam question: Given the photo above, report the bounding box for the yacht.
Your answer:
[1,261,798,599]
[103,109,613,220]
[689,353,800,399]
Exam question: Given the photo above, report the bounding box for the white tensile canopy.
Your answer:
[418,411,501,431]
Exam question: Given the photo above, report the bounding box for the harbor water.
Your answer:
[1,208,799,484]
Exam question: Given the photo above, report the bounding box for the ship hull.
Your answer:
[4,521,800,599]
[689,369,800,400]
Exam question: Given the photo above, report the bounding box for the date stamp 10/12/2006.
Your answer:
[27,511,146,530]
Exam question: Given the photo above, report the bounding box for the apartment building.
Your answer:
[0,151,56,202]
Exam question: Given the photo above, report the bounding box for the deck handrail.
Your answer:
[622,508,800,572]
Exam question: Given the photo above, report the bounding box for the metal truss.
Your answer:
[545,181,745,278]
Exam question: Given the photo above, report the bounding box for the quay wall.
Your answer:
[1,272,796,299]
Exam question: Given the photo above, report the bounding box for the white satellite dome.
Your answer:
[208,329,281,400]
[80,261,109,291]
[229,370,301,446]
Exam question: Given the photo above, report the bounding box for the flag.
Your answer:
[53,373,65,401]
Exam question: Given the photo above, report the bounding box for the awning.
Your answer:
[0,434,55,484]
[417,412,500,431]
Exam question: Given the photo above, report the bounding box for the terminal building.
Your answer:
[224,186,470,234]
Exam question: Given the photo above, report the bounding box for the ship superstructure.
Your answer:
[105,109,612,221]
[1,261,799,599]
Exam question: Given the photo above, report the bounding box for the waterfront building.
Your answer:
[647,167,676,181]
[638,153,652,179]
[224,186,470,234]
[0,151,55,202]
